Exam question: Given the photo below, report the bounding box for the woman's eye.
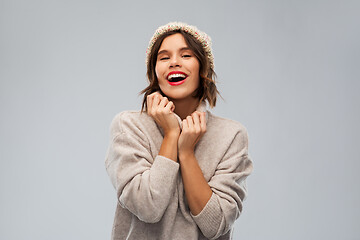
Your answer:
[182,55,191,58]
[159,57,169,60]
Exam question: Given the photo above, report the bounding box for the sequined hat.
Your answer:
[146,22,214,69]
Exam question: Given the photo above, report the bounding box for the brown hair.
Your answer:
[140,30,220,111]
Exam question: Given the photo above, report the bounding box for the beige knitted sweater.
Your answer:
[105,105,253,240]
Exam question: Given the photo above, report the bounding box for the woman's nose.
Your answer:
[169,56,181,67]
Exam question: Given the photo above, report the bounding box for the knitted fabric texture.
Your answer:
[105,108,253,239]
[146,22,214,69]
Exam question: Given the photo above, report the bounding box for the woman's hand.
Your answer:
[147,92,180,136]
[178,111,206,156]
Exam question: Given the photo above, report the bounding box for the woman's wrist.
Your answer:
[178,150,195,162]
[164,128,180,138]
[159,132,179,162]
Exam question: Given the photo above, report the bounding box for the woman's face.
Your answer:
[155,33,200,101]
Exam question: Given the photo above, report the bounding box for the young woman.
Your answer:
[105,22,253,240]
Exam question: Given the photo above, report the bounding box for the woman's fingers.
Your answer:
[146,93,180,135]
[182,119,188,130]
[178,112,206,152]
[147,92,175,114]
[192,112,201,134]
[148,91,162,98]
[151,94,161,113]
[147,92,159,115]
[154,94,162,105]
[186,116,194,130]
[170,101,175,112]
[164,100,174,112]
[159,96,169,109]
[199,112,206,133]
[146,95,153,112]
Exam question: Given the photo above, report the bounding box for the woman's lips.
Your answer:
[168,77,187,86]
[167,71,187,79]
[167,71,188,86]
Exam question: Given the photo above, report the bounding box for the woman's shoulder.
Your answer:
[202,111,250,154]
[112,110,148,121]
[109,110,154,135]
[114,109,157,121]
[207,111,248,134]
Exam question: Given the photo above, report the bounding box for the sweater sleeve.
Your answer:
[105,112,180,223]
[191,127,253,239]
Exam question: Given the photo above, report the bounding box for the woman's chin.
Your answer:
[161,91,198,103]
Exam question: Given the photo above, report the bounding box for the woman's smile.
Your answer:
[155,33,200,101]
[167,71,188,86]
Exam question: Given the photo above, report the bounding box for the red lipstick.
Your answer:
[168,80,186,86]
[166,71,188,79]
[167,71,188,86]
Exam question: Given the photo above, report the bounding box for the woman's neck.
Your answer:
[172,97,200,120]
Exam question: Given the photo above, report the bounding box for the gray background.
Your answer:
[1,0,359,239]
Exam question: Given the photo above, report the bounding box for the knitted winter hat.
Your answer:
[146,22,214,69]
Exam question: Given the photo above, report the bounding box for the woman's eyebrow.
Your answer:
[179,47,191,51]
[157,49,169,56]
[158,47,191,56]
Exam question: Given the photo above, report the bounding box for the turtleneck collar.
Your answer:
[157,101,209,136]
